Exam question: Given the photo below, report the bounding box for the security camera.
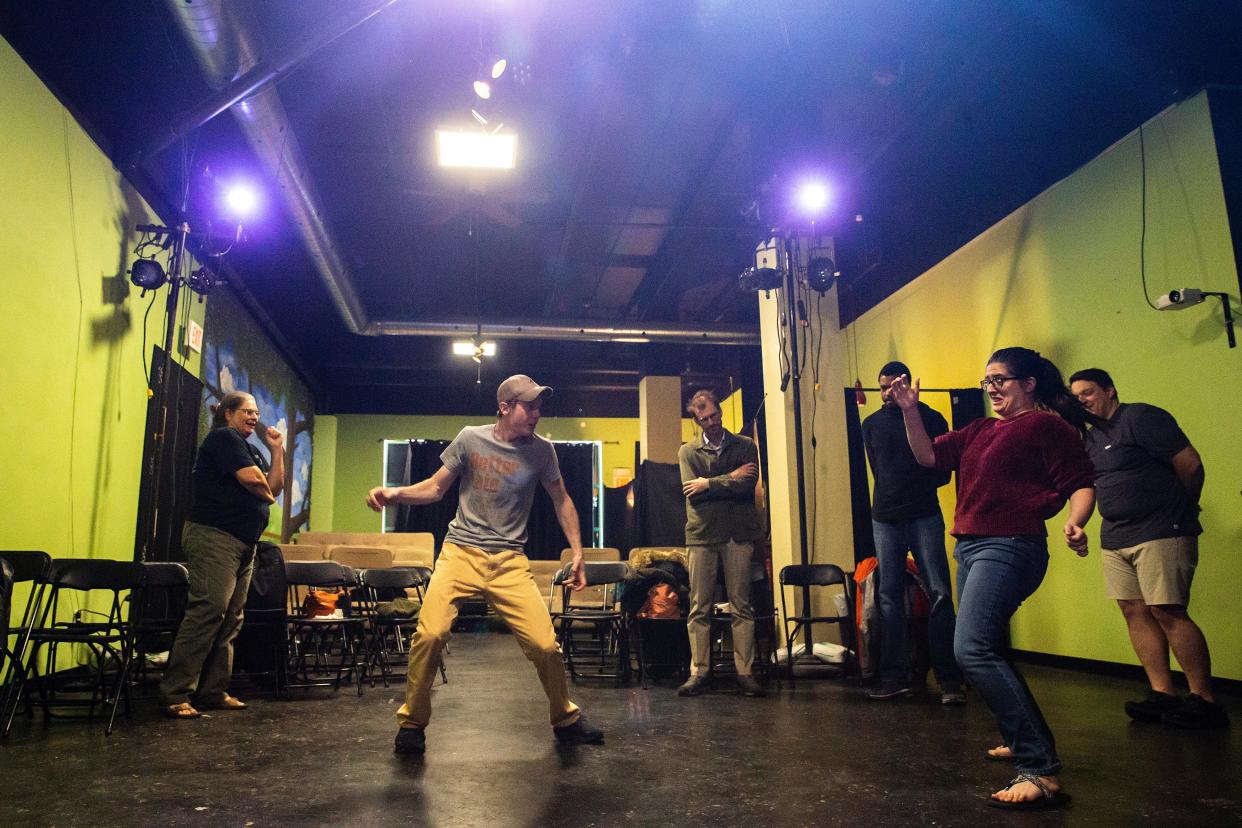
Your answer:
[1155,288,1205,310]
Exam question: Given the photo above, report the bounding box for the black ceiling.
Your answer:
[5,1,1241,417]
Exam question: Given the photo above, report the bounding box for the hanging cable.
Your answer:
[1138,124,1159,310]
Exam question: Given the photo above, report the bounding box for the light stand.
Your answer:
[136,221,191,563]
[779,234,814,656]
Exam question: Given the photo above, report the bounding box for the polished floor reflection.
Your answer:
[1,631,1237,826]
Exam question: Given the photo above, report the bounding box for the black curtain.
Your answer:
[394,440,458,554]
[634,460,686,548]
[525,442,594,560]
[134,347,202,562]
[393,439,594,561]
[949,388,987,429]
[844,389,877,563]
[603,483,638,556]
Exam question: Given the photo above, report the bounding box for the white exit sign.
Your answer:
[186,319,204,354]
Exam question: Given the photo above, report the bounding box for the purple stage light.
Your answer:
[223,182,260,219]
[795,180,831,215]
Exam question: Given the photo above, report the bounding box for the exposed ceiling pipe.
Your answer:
[166,0,369,334]
[164,1,759,346]
[365,318,759,345]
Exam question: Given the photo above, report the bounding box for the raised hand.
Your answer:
[887,374,921,410]
[263,426,285,450]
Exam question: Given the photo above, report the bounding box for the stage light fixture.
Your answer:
[129,258,167,292]
[223,181,260,219]
[452,340,496,357]
[739,266,782,292]
[490,58,508,79]
[473,80,492,99]
[436,130,517,169]
[806,256,837,293]
[471,108,489,127]
[796,181,831,215]
[187,266,224,297]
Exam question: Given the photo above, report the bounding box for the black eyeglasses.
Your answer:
[979,376,1021,390]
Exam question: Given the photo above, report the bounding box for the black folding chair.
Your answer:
[357,567,446,688]
[284,561,365,695]
[17,558,145,735]
[554,562,630,684]
[778,564,857,687]
[1,551,53,737]
[130,562,189,690]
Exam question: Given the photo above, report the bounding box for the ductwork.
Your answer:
[367,318,759,345]
[165,0,759,346]
[167,0,369,334]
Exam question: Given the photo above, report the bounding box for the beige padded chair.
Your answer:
[278,544,327,562]
[529,560,565,613]
[327,546,394,570]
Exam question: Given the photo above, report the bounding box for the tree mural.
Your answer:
[200,305,313,542]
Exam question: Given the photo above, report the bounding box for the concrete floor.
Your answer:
[0,631,1238,827]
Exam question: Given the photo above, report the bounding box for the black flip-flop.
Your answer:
[986,774,1071,811]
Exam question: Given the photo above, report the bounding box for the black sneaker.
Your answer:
[394,726,426,755]
[677,674,711,697]
[736,675,767,697]
[1125,690,1181,723]
[554,716,605,745]
[867,683,911,700]
[1162,694,1231,730]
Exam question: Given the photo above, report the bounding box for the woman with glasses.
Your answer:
[160,391,284,719]
[888,347,1097,811]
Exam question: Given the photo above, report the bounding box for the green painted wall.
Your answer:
[313,390,744,536]
[0,37,205,562]
[845,92,1241,679]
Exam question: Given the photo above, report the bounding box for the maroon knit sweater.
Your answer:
[932,410,1095,537]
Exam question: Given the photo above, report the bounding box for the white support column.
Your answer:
[638,375,682,464]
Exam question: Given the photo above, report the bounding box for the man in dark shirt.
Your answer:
[862,361,963,703]
[1071,369,1227,729]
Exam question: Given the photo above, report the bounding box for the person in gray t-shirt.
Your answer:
[1071,368,1227,730]
[366,374,605,754]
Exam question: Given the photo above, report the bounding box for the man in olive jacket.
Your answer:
[677,389,765,697]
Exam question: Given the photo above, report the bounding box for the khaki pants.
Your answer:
[397,542,580,730]
[687,540,756,677]
[159,522,254,705]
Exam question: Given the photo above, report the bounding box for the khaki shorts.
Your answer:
[1102,536,1198,606]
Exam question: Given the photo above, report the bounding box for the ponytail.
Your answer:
[988,347,1101,437]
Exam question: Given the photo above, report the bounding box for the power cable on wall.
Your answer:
[63,110,85,555]
[1138,124,1159,311]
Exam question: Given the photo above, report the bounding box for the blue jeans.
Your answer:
[954,536,1060,776]
[873,514,962,689]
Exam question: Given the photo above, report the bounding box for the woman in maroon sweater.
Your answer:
[890,347,1096,811]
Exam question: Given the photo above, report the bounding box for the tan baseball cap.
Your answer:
[496,374,553,405]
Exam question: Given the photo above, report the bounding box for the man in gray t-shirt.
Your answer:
[1071,368,1227,730]
[366,374,605,754]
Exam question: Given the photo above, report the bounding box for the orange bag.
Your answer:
[302,588,342,617]
[638,583,681,619]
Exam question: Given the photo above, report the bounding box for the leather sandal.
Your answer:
[200,694,248,710]
[164,702,202,719]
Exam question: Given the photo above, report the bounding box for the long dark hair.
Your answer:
[988,347,1101,436]
[210,391,254,430]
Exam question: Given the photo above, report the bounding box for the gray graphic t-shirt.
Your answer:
[441,425,562,551]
